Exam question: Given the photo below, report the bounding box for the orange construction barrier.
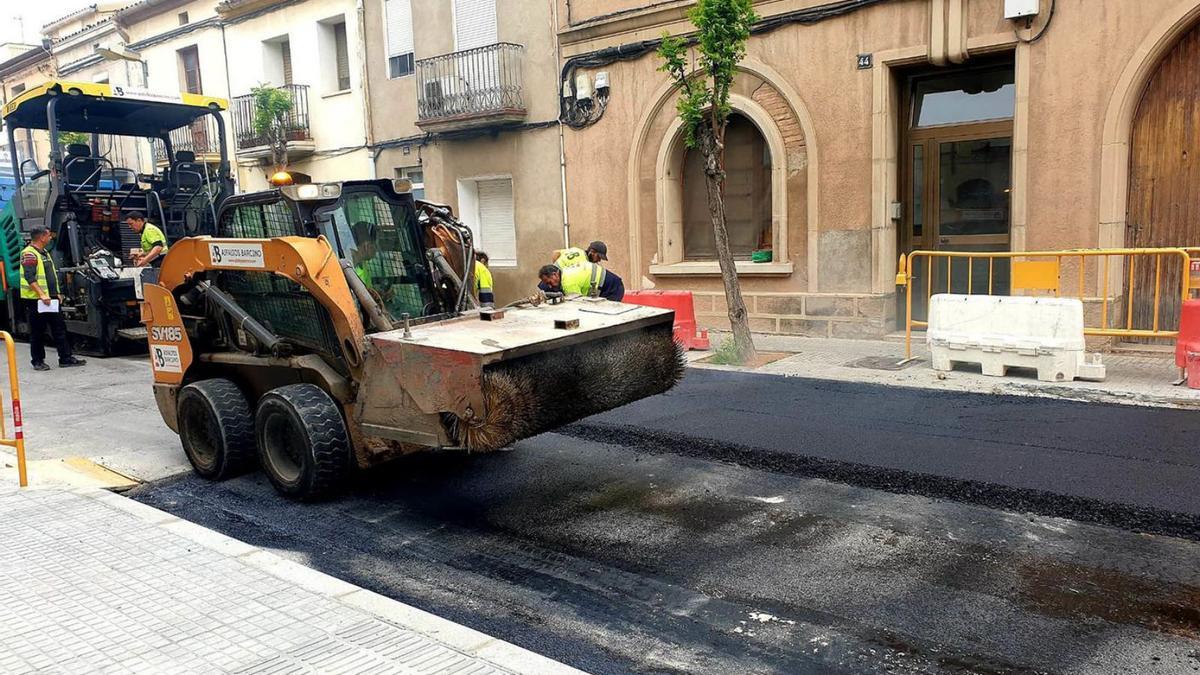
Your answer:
[623,290,711,351]
[1175,300,1200,387]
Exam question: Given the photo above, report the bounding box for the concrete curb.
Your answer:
[70,486,587,675]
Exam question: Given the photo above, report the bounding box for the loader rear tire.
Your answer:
[255,384,351,500]
[177,379,256,480]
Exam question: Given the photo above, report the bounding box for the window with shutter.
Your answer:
[385,0,415,78]
[475,178,516,267]
[334,22,350,91]
[178,46,202,94]
[281,40,293,86]
[453,0,497,51]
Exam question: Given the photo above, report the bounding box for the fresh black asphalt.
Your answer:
[132,368,1200,674]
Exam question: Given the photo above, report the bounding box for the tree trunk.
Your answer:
[699,125,757,362]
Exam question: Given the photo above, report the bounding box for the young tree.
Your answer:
[658,0,759,363]
[250,84,295,173]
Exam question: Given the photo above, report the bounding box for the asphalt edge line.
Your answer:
[71,487,587,675]
[688,361,1200,410]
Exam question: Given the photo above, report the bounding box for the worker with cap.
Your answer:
[552,240,610,270]
[125,210,169,267]
[474,250,494,307]
[20,227,86,371]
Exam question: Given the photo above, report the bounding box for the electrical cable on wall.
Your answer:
[558,0,894,129]
[1013,0,1056,45]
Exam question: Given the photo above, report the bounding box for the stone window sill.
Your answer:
[649,261,794,277]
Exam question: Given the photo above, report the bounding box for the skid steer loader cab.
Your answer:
[143,179,684,500]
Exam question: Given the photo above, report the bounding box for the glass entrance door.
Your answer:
[902,62,1015,324]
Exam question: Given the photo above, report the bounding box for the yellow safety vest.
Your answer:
[141,223,169,255]
[554,247,589,270]
[561,262,605,297]
[19,245,54,300]
[474,260,493,295]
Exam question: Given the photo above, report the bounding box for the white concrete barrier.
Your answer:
[927,294,1106,383]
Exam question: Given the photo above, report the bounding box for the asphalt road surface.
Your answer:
[133,369,1200,674]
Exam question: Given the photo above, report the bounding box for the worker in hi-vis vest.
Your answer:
[20,227,86,371]
[125,210,169,267]
[537,261,624,302]
[474,250,494,307]
[553,240,610,269]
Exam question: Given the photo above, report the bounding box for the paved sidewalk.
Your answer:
[0,485,583,675]
[694,332,1200,409]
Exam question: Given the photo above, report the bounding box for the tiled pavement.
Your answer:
[0,486,583,675]
[696,332,1200,409]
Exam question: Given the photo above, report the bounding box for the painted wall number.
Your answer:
[857,53,873,70]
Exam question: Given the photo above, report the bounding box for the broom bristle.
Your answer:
[454,323,684,452]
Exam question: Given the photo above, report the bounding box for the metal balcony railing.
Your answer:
[231,84,311,151]
[155,116,222,162]
[416,43,525,124]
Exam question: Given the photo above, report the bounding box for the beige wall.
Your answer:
[366,0,566,305]
[223,0,373,188]
[557,0,1200,336]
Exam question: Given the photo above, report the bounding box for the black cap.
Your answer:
[587,241,608,260]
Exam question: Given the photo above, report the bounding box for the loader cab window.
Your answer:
[219,199,302,238]
[319,189,433,319]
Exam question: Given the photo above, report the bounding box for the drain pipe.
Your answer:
[552,0,570,248]
[356,0,377,178]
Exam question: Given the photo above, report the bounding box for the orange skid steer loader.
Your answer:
[141,179,683,499]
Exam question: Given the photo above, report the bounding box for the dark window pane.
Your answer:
[389,53,414,78]
[683,114,772,261]
[937,137,1011,236]
[913,67,1014,128]
[912,144,923,238]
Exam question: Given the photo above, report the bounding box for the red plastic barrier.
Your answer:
[623,290,711,351]
[1176,300,1200,383]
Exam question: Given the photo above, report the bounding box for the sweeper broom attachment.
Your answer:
[452,319,684,450]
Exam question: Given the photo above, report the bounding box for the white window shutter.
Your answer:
[476,178,516,267]
[385,0,414,57]
[453,0,497,51]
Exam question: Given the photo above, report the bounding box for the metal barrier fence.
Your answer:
[0,332,27,486]
[897,248,1193,359]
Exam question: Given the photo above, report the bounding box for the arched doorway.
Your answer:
[1126,19,1200,334]
[680,113,773,261]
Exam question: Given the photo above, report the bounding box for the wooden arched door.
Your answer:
[1127,21,1200,336]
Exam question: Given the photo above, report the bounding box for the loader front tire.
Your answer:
[255,384,351,500]
[177,379,256,480]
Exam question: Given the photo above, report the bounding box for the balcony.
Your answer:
[416,43,526,133]
[154,116,223,165]
[231,84,315,163]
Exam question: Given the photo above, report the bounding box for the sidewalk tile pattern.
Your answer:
[0,488,511,675]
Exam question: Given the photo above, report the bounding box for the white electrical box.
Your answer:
[1004,0,1039,19]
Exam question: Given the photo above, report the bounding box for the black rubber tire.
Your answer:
[254,384,351,500]
[177,379,256,480]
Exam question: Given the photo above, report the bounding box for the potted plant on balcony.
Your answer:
[250,83,294,173]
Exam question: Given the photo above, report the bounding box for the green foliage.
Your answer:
[57,131,90,147]
[251,84,294,138]
[250,84,294,169]
[656,0,757,149]
[708,336,743,365]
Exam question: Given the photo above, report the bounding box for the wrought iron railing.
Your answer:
[231,84,311,150]
[155,116,222,162]
[416,43,525,122]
